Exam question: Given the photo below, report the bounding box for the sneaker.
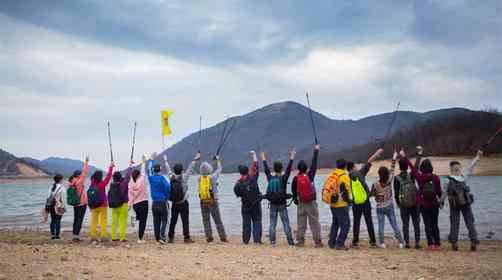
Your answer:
[221,238,229,243]
[111,239,119,242]
[434,245,441,251]
[72,237,81,243]
[426,245,435,251]
[184,239,195,244]
[335,245,349,251]
[51,236,56,240]
[451,243,459,251]
[168,238,174,244]
[399,243,405,249]
[91,240,99,245]
[370,243,378,248]
[254,241,263,245]
[54,236,61,240]
[158,239,167,245]
[415,244,422,250]
[295,242,305,248]
[470,243,477,252]
[121,240,128,243]
[314,243,324,248]
[351,243,359,249]
[137,239,145,244]
[377,243,386,249]
[207,238,214,243]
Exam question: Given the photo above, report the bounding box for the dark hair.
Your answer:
[297,160,308,173]
[336,159,347,169]
[273,161,283,173]
[153,164,161,173]
[420,159,434,174]
[346,161,355,171]
[450,161,461,167]
[68,175,75,183]
[91,170,103,183]
[378,166,390,184]
[52,174,63,191]
[399,158,408,171]
[173,163,183,175]
[132,169,141,182]
[112,171,122,183]
[238,165,249,175]
[72,170,82,178]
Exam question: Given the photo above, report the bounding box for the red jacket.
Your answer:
[405,158,442,209]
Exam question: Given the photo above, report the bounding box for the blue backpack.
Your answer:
[266,176,285,204]
[87,186,102,209]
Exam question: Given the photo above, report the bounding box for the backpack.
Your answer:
[87,186,102,209]
[236,179,259,207]
[45,191,57,209]
[421,180,437,204]
[397,174,417,208]
[447,177,473,209]
[297,174,315,203]
[266,176,285,204]
[66,186,81,206]
[199,176,214,202]
[170,176,185,204]
[108,182,123,208]
[322,172,346,205]
[351,177,367,205]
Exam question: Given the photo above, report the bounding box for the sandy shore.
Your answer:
[0,230,501,280]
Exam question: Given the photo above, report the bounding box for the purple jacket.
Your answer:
[119,167,133,203]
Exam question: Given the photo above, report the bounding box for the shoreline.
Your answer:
[0,230,501,279]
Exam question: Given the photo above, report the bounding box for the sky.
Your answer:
[1,0,501,169]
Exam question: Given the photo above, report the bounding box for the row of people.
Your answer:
[44,145,482,251]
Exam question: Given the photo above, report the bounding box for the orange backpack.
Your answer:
[322,171,341,205]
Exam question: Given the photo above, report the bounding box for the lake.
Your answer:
[1,175,500,241]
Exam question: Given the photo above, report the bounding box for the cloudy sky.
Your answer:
[1,0,501,169]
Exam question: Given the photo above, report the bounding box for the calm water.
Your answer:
[1,175,501,241]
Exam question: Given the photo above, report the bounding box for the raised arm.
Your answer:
[163,154,173,177]
[183,152,201,182]
[75,156,90,186]
[261,152,272,181]
[283,149,296,182]
[362,148,383,177]
[291,177,298,204]
[101,163,114,186]
[147,159,154,177]
[249,151,259,182]
[464,150,483,178]
[211,156,222,181]
[307,145,319,181]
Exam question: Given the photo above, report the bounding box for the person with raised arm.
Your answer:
[198,155,227,243]
[165,152,200,243]
[67,156,90,242]
[234,151,262,244]
[346,148,383,248]
[292,144,323,248]
[108,160,134,242]
[262,149,295,246]
[128,155,149,243]
[147,153,171,244]
[441,150,483,251]
[88,161,115,244]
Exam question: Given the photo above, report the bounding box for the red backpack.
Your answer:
[297,174,315,203]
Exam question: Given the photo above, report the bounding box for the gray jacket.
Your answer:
[198,160,222,200]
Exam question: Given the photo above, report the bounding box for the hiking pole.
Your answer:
[198,116,202,153]
[306,92,319,145]
[381,102,401,149]
[483,127,502,149]
[107,121,114,162]
[215,117,230,157]
[217,119,237,156]
[130,121,137,162]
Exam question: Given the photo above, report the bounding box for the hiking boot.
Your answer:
[314,243,324,248]
[221,238,229,243]
[470,242,477,252]
[184,239,195,244]
[415,244,422,250]
[451,242,459,251]
[207,238,214,243]
[404,243,411,249]
[72,237,81,243]
[335,245,349,251]
[370,243,377,249]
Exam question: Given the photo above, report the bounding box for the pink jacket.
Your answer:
[69,161,90,207]
[128,162,148,207]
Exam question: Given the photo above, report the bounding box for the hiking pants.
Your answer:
[201,201,227,241]
[328,207,350,248]
[376,204,404,245]
[90,207,108,240]
[111,203,128,241]
[400,206,421,245]
[168,200,190,240]
[242,204,262,244]
[269,204,294,245]
[72,205,86,237]
[152,201,169,241]
[448,205,478,243]
[352,200,376,245]
[421,207,440,246]
[49,208,62,238]
[296,201,322,245]
[133,200,148,240]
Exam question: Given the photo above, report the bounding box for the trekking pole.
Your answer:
[306,92,319,145]
[381,102,401,149]
[218,119,237,155]
[107,121,114,162]
[130,121,137,162]
[215,117,229,156]
[198,116,202,153]
[483,127,502,149]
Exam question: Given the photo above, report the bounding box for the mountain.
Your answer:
[0,149,49,178]
[22,157,101,177]
[155,101,475,172]
[320,109,502,167]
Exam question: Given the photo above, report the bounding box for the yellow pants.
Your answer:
[90,207,108,240]
[111,203,128,241]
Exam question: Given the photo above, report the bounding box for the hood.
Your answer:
[448,175,466,182]
[200,162,213,176]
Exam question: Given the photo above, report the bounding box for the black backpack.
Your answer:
[447,177,473,209]
[108,182,123,208]
[170,176,185,204]
[397,174,417,207]
[236,179,260,208]
[422,180,437,204]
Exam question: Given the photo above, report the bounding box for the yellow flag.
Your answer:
[161,110,172,136]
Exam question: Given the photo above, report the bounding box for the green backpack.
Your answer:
[67,186,81,206]
[352,178,367,205]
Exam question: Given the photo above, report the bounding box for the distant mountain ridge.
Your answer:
[22,157,101,177]
[154,101,475,172]
[0,149,48,178]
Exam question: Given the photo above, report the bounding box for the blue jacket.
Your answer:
[147,159,171,202]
